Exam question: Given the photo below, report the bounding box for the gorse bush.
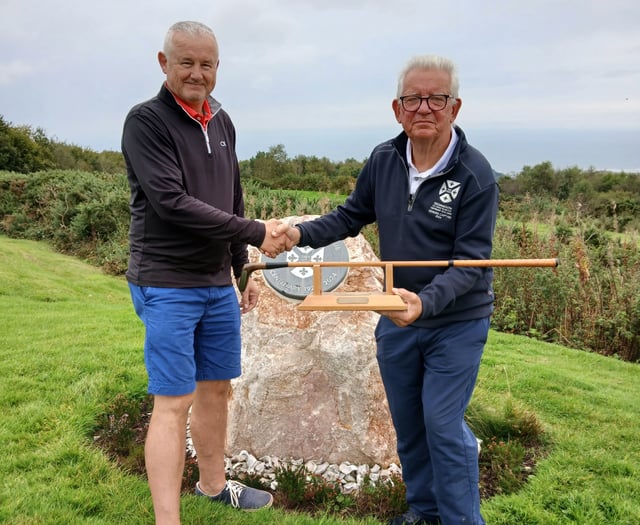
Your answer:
[0,170,129,253]
[1,168,639,361]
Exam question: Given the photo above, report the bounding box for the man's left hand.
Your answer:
[377,288,422,327]
[239,278,259,313]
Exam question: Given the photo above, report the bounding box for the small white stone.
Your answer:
[388,463,402,475]
[357,464,370,477]
[343,482,359,493]
[339,462,358,475]
[246,453,258,471]
[314,462,329,475]
[323,464,340,482]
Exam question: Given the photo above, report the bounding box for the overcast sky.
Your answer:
[1,0,639,173]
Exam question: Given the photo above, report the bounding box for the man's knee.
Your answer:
[196,379,231,399]
[152,393,194,419]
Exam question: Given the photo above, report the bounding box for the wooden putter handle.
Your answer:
[237,258,559,292]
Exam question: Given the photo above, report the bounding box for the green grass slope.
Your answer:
[1,236,639,524]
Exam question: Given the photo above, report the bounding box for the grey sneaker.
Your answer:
[195,480,273,511]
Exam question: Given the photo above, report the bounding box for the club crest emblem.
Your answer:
[286,246,326,279]
[439,180,461,203]
[261,240,349,301]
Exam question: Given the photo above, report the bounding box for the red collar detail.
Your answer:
[167,85,213,127]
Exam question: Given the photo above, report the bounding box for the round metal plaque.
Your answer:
[261,240,350,301]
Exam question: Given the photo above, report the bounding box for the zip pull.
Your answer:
[408,194,415,212]
[202,127,211,154]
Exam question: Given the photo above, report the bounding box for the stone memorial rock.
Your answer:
[227,216,398,465]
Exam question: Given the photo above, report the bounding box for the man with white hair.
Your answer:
[278,54,498,525]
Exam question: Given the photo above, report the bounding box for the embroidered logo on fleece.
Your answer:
[428,180,461,220]
[439,180,461,203]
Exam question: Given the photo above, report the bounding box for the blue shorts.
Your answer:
[128,284,241,396]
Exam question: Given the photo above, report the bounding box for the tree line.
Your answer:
[0,115,357,193]
[0,115,125,175]
[2,114,639,233]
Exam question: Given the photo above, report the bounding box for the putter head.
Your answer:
[238,268,249,292]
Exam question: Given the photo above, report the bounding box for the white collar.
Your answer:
[407,127,458,194]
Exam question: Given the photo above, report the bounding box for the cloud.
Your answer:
[0,0,639,171]
[0,60,36,85]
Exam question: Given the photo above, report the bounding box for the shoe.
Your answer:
[195,480,273,511]
[387,511,440,525]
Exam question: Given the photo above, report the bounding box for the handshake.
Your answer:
[258,219,301,259]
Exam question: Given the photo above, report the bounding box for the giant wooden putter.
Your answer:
[238,248,559,311]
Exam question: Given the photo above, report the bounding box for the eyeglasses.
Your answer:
[398,94,452,112]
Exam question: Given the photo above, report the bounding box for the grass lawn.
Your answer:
[1,236,639,524]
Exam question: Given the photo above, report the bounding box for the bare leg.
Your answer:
[145,393,193,525]
[189,380,230,495]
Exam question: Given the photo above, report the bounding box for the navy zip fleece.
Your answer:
[122,84,265,288]
[297,126,499,327]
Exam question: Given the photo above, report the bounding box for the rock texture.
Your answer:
[227,216,398,465]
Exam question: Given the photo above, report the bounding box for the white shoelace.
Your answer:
[224,480,245,508]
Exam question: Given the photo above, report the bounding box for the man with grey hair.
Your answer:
[277,54,497,525]
[122,21,280,524]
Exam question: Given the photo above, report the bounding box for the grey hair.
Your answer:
[163,21,218,56]
[396,55,460,101]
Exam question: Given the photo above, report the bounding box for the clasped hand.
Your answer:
[258,220,301,258]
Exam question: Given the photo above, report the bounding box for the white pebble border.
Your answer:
[187,434,480,494]
[185,421,400,494]
[224,449,401,494]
